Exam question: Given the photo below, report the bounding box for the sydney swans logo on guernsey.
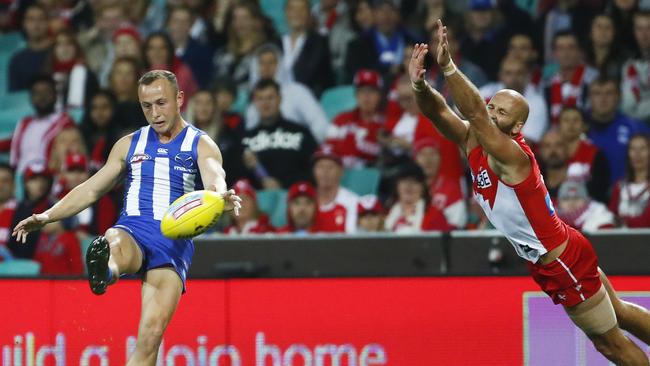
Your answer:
[130,153,152,164]
[476,169,492,189]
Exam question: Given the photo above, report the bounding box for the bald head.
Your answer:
[487,89,529,136]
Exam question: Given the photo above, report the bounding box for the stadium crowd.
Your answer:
[0,0,650,272]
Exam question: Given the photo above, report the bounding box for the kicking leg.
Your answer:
[126,268,183,366]
[600,268,650,345]
[86,228,143,295]
[566,285,649,365]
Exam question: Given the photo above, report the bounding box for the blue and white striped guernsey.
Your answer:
[122,124,205,221]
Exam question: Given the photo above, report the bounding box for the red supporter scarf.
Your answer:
[626,63,645,103]
[550,64,585,124]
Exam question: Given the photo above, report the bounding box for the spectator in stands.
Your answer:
[246,44,329,143]
[479,57,549,143]
[9,75,75,174]
[186,90,246,186]
[143,31,198,101]
[8,161,53,259]
[541,0,596,62]
[404,0,457,35]
[326,69,386,168]
[48,127,87,174]
[557,107,610,202]
[586,77,650,184]
[585,14,626,79]
[311,0,348,36]
[224,179,274,235]
[344,0,419,82]
[166,5,214,88]
[356,194,385,232]
[556,180,616,232]
[384,162,429,233]
[79,90,121,171]
[610,134,650,228]
[242,79,317,189]
[423,22,487,101]
[413,139,467,230]
[8,4,51,91]
[0,163,16,260]
[313,145,359,233]
[282,0,334,97]
[544,31,599,124]
[539,129,570,200]
[608,0,640,55]
[54,153,117,237]
[621,11,650,122]
[277,181,321,234]
[42,29,99,111]
[459,0,509,80]
[329,0,374,73]
[213,78,239,113]
[33,220,84,275]
[109,57,147,131]
[78,2,129,85]
[213,2,272,92]
[112,25,144,69]
[506,33,542,90]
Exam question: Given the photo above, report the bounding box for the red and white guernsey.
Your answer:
[468,135,569,263]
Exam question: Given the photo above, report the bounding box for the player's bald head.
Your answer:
[495,89,529,125]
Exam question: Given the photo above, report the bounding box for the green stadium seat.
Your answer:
[67,107,84,124]
[0,32,25,56]
[260,0,288,35]
[0,107,32,138]
[0,259,41,277]
[0,90,31,109]
[257,189,288,228]
[320,85,357,120]
[14,173,24,201]
[341,167,380,196]
[81,237,94,274]
[229,88,249,115]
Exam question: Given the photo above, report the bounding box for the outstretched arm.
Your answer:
[12,134,132,243]
[409,43,470,148]
[197,135,242,215]
[435,19,528,167]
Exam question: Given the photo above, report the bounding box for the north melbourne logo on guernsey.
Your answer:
[243,128,304,152]
[174,152,195,168]
[476,169,492,188]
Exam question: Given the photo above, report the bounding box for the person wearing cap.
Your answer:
[224,179,274,235]
[7,161,54,259]
[246,43,330,143]
[414,138,468,230]
[556,180,616,232]
[112,25,144,69]
[356,194,385,232]
[313,145,359,233]
[242,79,318,189]
[277,181,321,234]
[384,161,429,232]
[0,163,17,260]
[9,75,76,175]
[344,0,420,82]
[325,69,386,168]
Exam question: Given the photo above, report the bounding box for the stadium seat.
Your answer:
[67,107,84,124]
[81,238,93,274]
[230,88,249,115]
[0,259,41,277]
[260,0,288,35]
[341,167,380,196]
[0,32,25,57]
[320,85,357,120]
[0,107,32,138]
[257,189,288,228]
[0,90,31,109]
[14,173,24,201]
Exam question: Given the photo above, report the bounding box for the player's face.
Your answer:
[313,159,342,189]
[191,91,216,124]
[289,196,316,230]
[90,94,114,128]
[628,136,650,174]
[138,79,183,135]
[589,82,619,118]
[540,132,567,168]
[558,109,585,142]
[0,169,14,203]
[252,86,281,120]
[396,178,424,205]
[486,94,519,135]
[634,15,650,51]
[415,146,440,180]
[356,87,381,114]
[258,51,278,79]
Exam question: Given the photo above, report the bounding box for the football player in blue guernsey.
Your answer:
[12,70,242,365]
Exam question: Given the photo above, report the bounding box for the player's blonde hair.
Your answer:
[138,70,179,94]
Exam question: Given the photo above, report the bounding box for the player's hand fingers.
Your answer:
[418,69,425,79]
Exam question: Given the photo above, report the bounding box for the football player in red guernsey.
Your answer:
[410,19,650,365]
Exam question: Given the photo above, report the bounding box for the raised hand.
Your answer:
[436,19,451,68]
[221,189,242,216]
[408,43,428,85]
[12,213,49,244]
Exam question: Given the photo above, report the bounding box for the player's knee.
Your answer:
[592,334,630,362]
[138,318,167,353]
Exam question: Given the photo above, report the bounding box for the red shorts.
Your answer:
[527,228,602,307]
